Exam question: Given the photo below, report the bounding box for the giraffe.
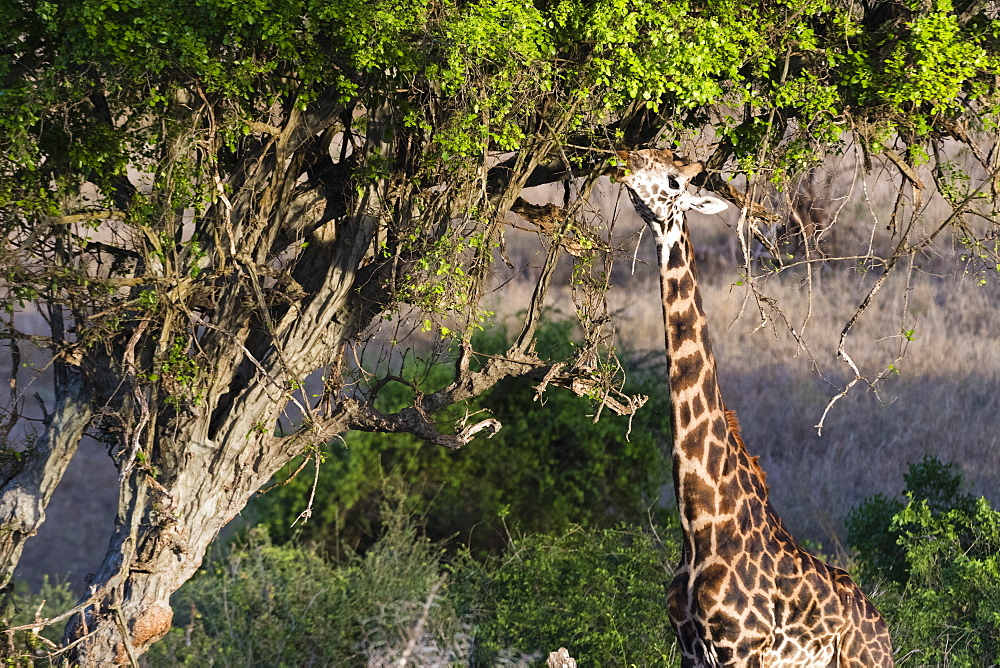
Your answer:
[611,148,893,667]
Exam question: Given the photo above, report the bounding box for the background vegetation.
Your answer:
[14,447,996,666]
[3,0,1000,661]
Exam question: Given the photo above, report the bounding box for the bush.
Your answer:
[250,319,670,557]
[848,456,1000,666]
[463,522,682,667]
[149,505,470,667]
[846,455,976,584]
[882,496,1000,666]
[149,501,685,667]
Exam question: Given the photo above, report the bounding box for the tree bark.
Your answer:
[0,74,641,662]
[62,181,386,662]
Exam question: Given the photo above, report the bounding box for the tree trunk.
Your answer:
[62,421,307,663]
[63,202,380,661]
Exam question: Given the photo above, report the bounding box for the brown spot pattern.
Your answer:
[621,148,894,667]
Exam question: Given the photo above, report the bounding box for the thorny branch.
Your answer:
[708,132,1000,432]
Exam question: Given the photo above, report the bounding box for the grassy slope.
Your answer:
[18,176,1000,588]
[491,194,1000,552]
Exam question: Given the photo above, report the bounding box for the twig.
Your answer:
[5,581,114,633]
[396,575,447,667]
[258,453,312,495]
[121,319,151,474]
[112,603,140,668]
[815,255,899,435]
[290,449,322,527]
[237,254,318,427]
[882,149,925,192]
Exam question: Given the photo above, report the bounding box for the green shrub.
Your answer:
[150,527,355,665]
[463,522,682,667]
[846,455,976,584]
[251,319,670,557]
[848,456,1000,666]
[881,496,1000,666]
[149,506,469,667]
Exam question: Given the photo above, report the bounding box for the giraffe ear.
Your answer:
[682,194,728,215]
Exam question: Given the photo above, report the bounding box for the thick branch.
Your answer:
[341,355,647,450]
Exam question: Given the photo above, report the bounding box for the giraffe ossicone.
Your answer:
[614,147,894,667]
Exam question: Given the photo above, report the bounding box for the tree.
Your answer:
[1,0,998,662]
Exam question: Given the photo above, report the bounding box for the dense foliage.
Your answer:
[847,455,977,584]
[161,462,1000,667]
[849,456,1000,666]
[250,320,670,556]
[462,523,681,666]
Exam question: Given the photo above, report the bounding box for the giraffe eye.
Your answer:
[668,176,680,190]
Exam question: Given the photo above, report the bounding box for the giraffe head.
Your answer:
[612,148,728,250]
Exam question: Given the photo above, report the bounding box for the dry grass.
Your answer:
[16,183,1000,591]
[490,254,1000,550]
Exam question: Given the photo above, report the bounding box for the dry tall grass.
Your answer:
[488,231,1000,551]
[16,177,999,591]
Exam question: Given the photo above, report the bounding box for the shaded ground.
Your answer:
[15,438,117,594]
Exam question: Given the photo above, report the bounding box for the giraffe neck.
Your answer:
[657,231,724,431]
[653,214,770,560]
